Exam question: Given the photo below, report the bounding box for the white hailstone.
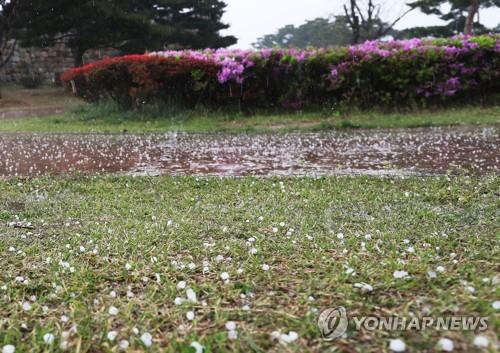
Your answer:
[345,267,355,275]
[262,264,270,271]
[465,286,475,293]
[43,333,55,345]
[237,268,244,274]
[110,291,117,298]
[220,272,230,281]
[22,302,32,311]
[473,336,489,348]
[119,340,129,350]
[124,263,132,271]
[228,330,238,340]
[107,331,118,342]
[279,222,286,227]
[272,227,278,233]
[437,338,454,352]
[79,246,85,253]
[127,290,134,298]
[155,273,161,283]
[492,301,500,310]
[337,233,344,240]
[365,234,372,240]
[403,239,410,244]
[8,247,15,252]
[389,339,406,352]
[167,220,173,227]
[280,331,299,344]
[186,311,195,321]
[407,247,415,254]
[436,266,446,273]
[187,263,196,270]
[177,281,187,290]
[354,283,374,293]
[215,255,224,263]
[132,327,139,335]
[108,306,119,316]
[271,331,281,340]
[190,342,204,353]
[2,345,15,353]
[250,247,258,255]
[247,237,256,243]
[242,305,251,311]
[140,332,153,347]
[174,297,185,305]
[428,271,437,279]
[60,315,69,323]
[225,321,237,331]
[186,289,197,303]
[393,271,409,279]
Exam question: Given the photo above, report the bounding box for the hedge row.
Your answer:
[61,35,500,110]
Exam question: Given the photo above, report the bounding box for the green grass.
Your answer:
[0,175,498,352]
[1,101,499,133]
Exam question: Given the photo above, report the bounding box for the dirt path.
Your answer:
[0,86,80,120]
[0,126,498,178]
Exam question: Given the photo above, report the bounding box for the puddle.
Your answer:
[0,126,498,177]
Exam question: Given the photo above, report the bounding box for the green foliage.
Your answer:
[407,0,500,36]
[10,0,236,66]
[253,17,352,49]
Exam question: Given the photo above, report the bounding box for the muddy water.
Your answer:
[0,126,498,177]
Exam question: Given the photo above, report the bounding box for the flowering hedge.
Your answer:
[62,35,500,110]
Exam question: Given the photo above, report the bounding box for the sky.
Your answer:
[221,0,500,48]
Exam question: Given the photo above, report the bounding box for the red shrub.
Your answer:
[62,55,221,108]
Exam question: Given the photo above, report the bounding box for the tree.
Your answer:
[154,0,236,49]
[408,0,500,35]
[11,0,236,67]
[343,0,414,43]
[0,0,17,69]
[253,17,352,49]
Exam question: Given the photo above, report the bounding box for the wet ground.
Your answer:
[0,126,498,177]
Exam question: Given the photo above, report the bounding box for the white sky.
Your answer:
[221,0,500,48]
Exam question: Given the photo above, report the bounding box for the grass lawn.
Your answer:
[1,105,499,134]
[0,175,498,352]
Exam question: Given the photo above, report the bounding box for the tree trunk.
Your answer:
[465,0,479,35]
[72,47,85,67]
[350,0,361,44]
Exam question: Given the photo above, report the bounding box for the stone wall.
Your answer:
[0,40,116,83]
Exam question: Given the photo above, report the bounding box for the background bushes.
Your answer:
[62,35,500,111]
